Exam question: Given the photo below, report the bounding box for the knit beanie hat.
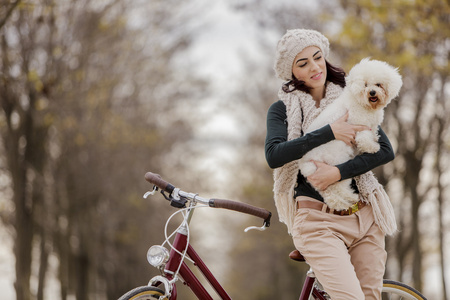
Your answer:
[274,29,330,81]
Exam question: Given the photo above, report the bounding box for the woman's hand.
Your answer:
[307,161,341,191]
[330,112,370,146]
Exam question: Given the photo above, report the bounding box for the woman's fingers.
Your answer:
[331,112,371,146]
[307,161,341,191]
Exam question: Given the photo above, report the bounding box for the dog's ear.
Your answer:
[346,59,368,97]
[385,66,403,100]
[347,76,365,97]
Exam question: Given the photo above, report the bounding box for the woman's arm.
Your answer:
[265,101,334,169]
[336,127,395,180]
[306,127,394,191]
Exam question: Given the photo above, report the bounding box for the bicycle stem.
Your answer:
[185,201,197,225]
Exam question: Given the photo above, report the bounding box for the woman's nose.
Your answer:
[310,60,320,71]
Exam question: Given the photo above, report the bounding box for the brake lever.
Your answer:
[244,224,268,233]
[143,186,158,199]
[155,189,187,208]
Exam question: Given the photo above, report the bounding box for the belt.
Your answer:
[296,198,366,216]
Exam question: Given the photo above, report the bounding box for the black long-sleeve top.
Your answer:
[265,100,395,202]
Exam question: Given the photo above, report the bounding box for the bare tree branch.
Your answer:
[0,0,22,30]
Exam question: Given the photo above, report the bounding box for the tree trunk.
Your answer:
[436,76,448,300]
[76,251,90,300]
[37,230,49,300]
[437,124,448,300]
[404,150,423,291]
[55,229,69,300]
[13,188,33,300]
[4,95,35,300]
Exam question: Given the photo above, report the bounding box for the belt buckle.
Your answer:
[349,202,359,215]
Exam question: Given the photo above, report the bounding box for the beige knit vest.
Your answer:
[273,82,397,236]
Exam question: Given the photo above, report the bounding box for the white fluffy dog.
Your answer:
[299,58,402,210]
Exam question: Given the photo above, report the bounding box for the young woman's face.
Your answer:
[291,46,327,91]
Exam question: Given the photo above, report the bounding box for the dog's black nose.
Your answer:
[370,90,376,96]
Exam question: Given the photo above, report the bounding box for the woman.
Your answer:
[265,29,397,300]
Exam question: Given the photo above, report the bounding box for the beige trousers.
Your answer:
[292,197,386,300]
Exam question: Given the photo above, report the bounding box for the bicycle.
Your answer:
[118,172,427,300]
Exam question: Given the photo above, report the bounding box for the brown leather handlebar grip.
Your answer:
[210,199,272,225]
[144,172,175,194]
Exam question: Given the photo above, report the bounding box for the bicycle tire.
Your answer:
[118,286,168,300]
[382,279,427,300]
[308,279,426,300]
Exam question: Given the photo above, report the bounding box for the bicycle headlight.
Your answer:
[147,245,170,267]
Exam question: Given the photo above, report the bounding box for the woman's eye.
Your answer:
[299,62,307,67]
[315,56,322,60]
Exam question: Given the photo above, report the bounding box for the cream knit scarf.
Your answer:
[273,82,397,236]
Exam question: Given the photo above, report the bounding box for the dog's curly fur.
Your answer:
[299,58,402,210]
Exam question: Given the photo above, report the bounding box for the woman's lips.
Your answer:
[311,72,322,80]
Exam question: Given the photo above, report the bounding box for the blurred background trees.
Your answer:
[0,0,449,299]
[1,0,205,299]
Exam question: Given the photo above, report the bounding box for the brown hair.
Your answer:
[282,60,346,93]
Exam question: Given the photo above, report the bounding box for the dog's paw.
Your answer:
[323,195,355,211]
[357,140,380,153]
[322,181,359,210]
[299,161,317,177]
[356,131,380,153]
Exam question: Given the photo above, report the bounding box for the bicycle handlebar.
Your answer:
[144,172,272,226]
[145,172,175,194]
[209,199,271,223]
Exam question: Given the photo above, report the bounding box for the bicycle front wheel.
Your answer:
[118,286,168,300]
[382,280,427,300]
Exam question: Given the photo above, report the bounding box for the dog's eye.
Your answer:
[376,83,382,87]
[365,83,367,87]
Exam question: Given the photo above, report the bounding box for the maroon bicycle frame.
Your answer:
[299,274,327,300]
[156,228,327,300]
[162,229,232,300]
